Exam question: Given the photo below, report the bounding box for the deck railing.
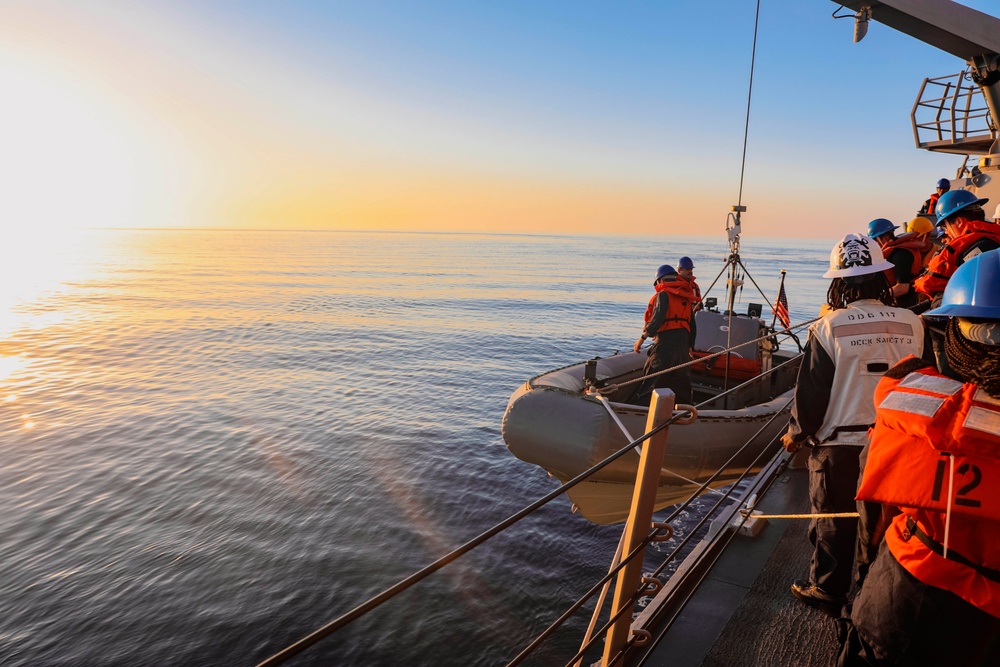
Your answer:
[911,71,994,155]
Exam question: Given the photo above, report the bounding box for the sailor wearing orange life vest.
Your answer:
[632,264,696,405]
[839,249,1000,667]
[677,256,702,314]
[918,177,950,216]
[905,216,941,267]
[915,190,1000,379]
[866,218,925,309]
[914,189,1000,301]
[781,234,924,616]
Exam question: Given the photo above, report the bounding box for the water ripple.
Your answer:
[0,230,829,666]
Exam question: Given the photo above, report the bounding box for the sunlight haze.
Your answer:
[1,0,996,238]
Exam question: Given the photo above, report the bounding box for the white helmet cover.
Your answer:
[822,233,894,279]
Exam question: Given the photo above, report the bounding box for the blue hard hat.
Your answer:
[924,249,1000,319]
[678,256,695,270]
[936,178,951,190]
[654,264,677,284]
[935,189,989,224]
[866,218,898,239]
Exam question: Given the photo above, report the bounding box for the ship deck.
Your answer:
[635,463,842,667]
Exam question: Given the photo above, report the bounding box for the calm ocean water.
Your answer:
[0,230,831,666]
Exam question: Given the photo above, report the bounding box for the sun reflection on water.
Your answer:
[0,355,25,382]
[0,228,99,341]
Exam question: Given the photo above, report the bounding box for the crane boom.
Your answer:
[834,0,1000,59]
[833,1,1000,157]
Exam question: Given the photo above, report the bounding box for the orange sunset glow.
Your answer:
[0,1,990,239]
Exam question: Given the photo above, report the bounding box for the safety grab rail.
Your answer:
[911,71,994,151]
[602,317,816,392]
[256,352,804,667]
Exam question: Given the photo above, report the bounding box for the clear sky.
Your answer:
[0,1,995,239]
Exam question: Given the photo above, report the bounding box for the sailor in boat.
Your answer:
[917,177,950,217]
[677,256,702,312]
[915,190,1000,374]
[841,250,1000,667]
[780,234,924,616]
[631,264,695,406]
[866,218,924,309]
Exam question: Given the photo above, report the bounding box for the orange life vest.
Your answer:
[857,358,1000,618]
[927,192,941,214]
[682,276,702,310]
[880,233,925,284]
[916,220,1000,297]
[914,232,936,267]
[644,280,693,333]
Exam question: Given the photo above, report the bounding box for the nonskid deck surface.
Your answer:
[638,466,840,667]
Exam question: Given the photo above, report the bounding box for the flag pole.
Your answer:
[771,269,787,330]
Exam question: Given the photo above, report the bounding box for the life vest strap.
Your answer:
[833,424,873,433]
[904,516,1000,584]
[818,424,874,443]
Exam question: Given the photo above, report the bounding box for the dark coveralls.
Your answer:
[788,337,861,599]
[633,288,695,406]
[840,541,1000,666]
[885,247,920,309]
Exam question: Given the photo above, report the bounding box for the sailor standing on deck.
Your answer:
[914,190,1000,302]
[905,217,940,267]
[839,250,1000,667]
[866,218,925,309]
[781,234,924,615]
[918,177,950,216]
[914,190,1000,376]
[632,264,695,405]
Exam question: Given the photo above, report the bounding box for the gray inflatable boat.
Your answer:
[502,309,801,524]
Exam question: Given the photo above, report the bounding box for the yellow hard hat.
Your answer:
[908,217,935,235]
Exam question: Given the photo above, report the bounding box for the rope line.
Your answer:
[595,394,726,496]
[741,511,860,520]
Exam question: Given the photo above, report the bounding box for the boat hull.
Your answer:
[501,351,796,524]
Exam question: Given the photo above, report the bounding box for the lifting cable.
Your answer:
[736,0,761,210]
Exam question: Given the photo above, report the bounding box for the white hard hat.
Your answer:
[822,234,894,279]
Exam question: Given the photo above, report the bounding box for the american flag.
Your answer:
[774,282,790,330]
